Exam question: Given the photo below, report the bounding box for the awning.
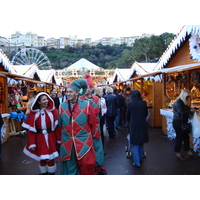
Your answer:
[0,71,65,87]
[161,63,200,74]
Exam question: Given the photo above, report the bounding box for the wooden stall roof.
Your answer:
[154,25,200,71]
[0,71,64,87]
[12,64,40,78]
[129,62,157,77]
[38,69,55,82]
[0,51,64,87]
[161,62,200,74]
[100,26,200,87]
[0,50,17,73]
[112,68,131,83]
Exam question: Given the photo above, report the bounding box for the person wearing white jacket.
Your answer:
[94,87,107,148]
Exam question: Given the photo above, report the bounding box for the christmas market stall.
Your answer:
[155,25,200,150]
[6,64,42,135]
[0,50,18,142]
[37,69,57,93]
[125,61,162,127]
[111,68,131,90]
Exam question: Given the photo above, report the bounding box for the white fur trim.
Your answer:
[23,147,59,161]
[55,119,58,125]
[22,122,37,132]
[47,164,57,173]
[47,111,55,131]
[30,92,55,112]
[28,144,36,149]
[39,165,47,173]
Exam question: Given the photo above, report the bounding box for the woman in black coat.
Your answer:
[173,89,196,161]
[127,90,149,167]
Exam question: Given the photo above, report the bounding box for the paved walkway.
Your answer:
[1,125,200,175]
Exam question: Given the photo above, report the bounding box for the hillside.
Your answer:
[40,32,175,70]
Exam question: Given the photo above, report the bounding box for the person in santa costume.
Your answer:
[22,92,61,175]
[80,74,107,175]
[58,78,97,175]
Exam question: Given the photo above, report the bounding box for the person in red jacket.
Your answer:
[22,92,61,175]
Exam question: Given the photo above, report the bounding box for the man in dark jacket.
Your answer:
[114,89,125,128]
[104,87,119,138]
[50,88,60,110]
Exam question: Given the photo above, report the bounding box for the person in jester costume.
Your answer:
[58,78,98,175]
[80,74,107,175]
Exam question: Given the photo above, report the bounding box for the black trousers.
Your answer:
[106,116,116,138]
[173,119,190,153]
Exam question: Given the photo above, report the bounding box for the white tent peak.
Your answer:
[67,58,100,70]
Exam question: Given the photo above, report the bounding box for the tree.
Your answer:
[160,32,176,47]
[148,35,164,62]
[116,49,134,68]
[130,33,176,63]
[132,37,151,62]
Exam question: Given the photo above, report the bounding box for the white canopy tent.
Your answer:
[67,58,100,70]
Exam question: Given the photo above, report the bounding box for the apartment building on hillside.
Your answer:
[8,31,154,49]
[10,31,46,47]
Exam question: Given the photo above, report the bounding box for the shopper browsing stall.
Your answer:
[173,89,197,161]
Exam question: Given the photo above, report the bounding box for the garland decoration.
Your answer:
[189,34,200,62]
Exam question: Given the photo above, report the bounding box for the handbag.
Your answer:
[181,122,192,134]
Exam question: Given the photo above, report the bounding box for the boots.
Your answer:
[39,164,57,175]
[47,164,56,175]
[39,165,48,175]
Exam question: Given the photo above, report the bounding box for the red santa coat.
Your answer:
[22,92,61,161]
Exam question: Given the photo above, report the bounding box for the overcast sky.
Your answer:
[1,0,197,41]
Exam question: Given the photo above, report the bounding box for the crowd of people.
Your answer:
[21,74,139,175]
[19,74,199,175]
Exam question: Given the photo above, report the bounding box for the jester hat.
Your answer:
[84,74,93,88]
[69,78,88,95]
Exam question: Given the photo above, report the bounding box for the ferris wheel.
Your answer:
[11,48,52,69]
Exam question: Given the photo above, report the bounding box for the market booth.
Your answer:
[0,50,17,142]
[105,62,163,128]
[111,68,131,91]
[37,69,61,94]
[155,25,200,148]
[7,64,43,134]
[127,62,162,128]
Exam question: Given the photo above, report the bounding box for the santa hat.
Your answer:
[70,78,88,95]
[84,74,93,88]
